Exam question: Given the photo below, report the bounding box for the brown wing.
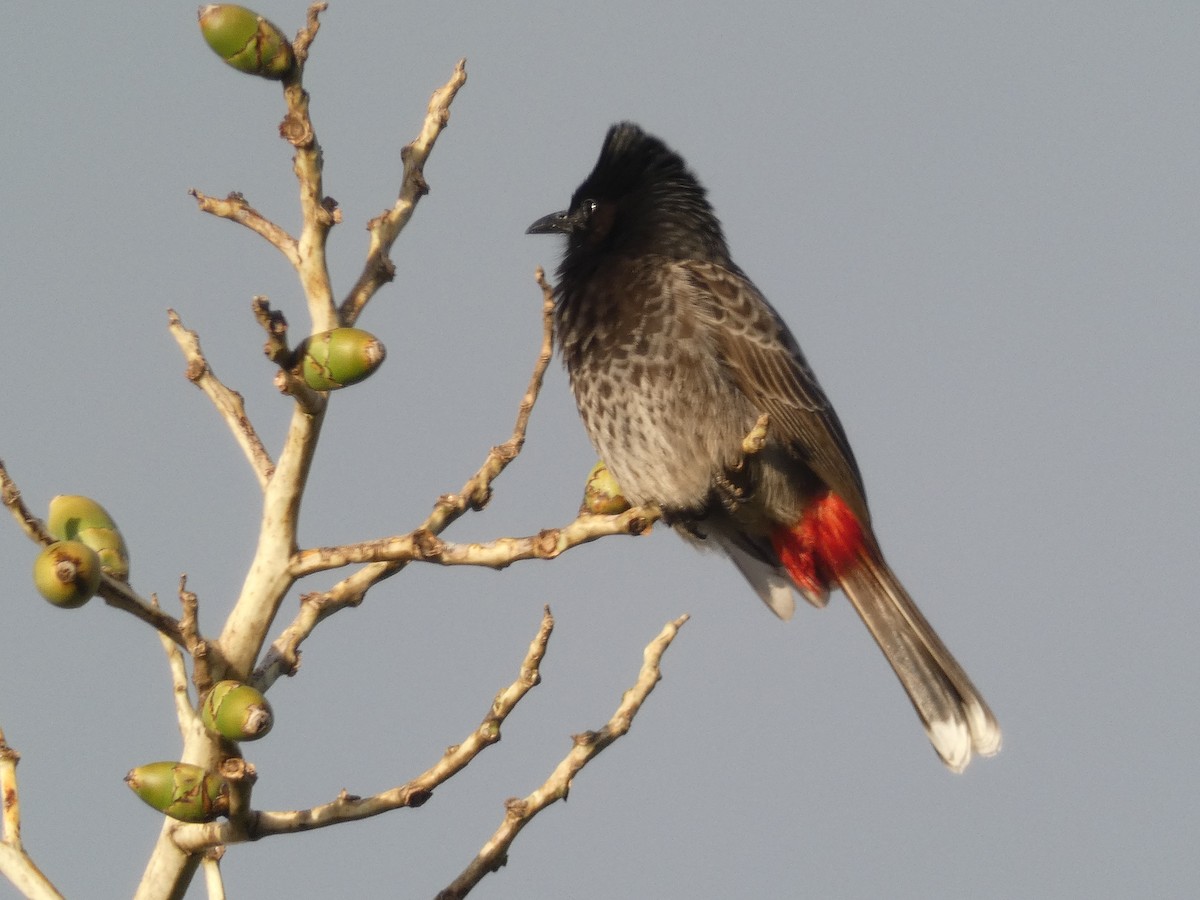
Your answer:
[681,259,871,524]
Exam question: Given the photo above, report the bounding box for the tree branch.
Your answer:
[0,729,66,900]
[422,268,556,535]
[174,608,555,852]
[280,3,338,332]
[167,311,275,490]
[137,9,339,897]
[188,191,301,268]
[0,732,23,854]
[158,628,197,739]
[288,506,659,577]
[437,614,690,899]
[0,462,54,546]
[340,59,469,326]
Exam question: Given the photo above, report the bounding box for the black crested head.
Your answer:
[527,122,731,267]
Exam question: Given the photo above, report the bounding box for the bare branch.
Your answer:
[177,576,215,695]
[290,3,328,63]
[423,269,557,534]
[212,402,320,679]
[438,614,690,899]
[167,311,275,490]
[289,505,659,577]
[188,191,300,267]
[1,729,22,851]
[0,461,54,546]
[0,730,66,900]
[156,605,200,741]
[251,296,292,367]
[278,5,337,332]
[101,580,186,646]
[340,59,469,325]
[176,608,555,852]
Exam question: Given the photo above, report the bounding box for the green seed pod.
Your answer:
[296,327,387,391]
[47,494,118,535]
[580,460,631,516]
[202,681,274,741]
[74,526,130,580]
[125,762,230,823]
[32,541,102,608]
[198,4,295,80]
[47,495,129,580]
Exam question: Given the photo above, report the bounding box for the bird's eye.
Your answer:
[579,199,598,219]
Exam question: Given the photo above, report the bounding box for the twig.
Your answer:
[422,269,557,534]
[167,311,275,489]
[340,59,469,325]
[156,605,200,741]
[252,296,292,367]
[176,609,555,852]
[288,505,659,577]
[0,461,54,545]
[290,3,327,63]
[188,191,300,267]
[102,580,186,645]
[437,614,690,899]
[176,576,216,695]
[0,729,66,900]
[0,729,21,851]
[280,3,338,332]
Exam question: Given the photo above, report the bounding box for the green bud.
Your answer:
[33,541,102,608]
[47,495,129,580]
[125,762,230,823]
[47,494,118,535]
[74,526,129,580]
[198,4,295,80]
[295,327,387,391]
[580,460,630,515]
[202,681,274,741]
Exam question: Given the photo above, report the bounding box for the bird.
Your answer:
[526,122,1000,772]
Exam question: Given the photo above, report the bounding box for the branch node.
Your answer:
[411,529,445,560]
[252,296,291,365]
[279,111,314,147]
[571,730,599,748]
[218,758,257,785]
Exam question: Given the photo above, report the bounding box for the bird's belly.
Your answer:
[569,352,750,512]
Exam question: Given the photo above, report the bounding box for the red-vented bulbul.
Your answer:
[527,122,1000,771]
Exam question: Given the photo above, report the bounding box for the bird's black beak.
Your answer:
[526,209,574,235]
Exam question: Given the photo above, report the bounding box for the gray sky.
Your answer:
[2,2,1197,897]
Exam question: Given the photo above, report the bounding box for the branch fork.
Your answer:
[3,7,693,899]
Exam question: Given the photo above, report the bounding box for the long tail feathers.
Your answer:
[837,547,1002,772]
[711,492,1000,770]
